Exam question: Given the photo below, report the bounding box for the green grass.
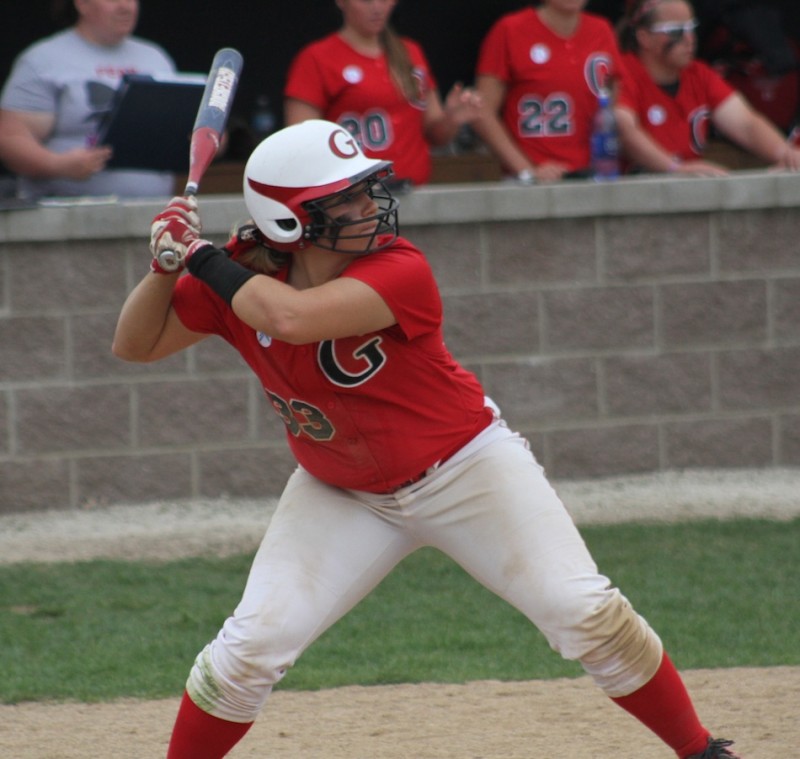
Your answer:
[0,518,797,704]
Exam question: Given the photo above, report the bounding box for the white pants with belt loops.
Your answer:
[186,419,663,722]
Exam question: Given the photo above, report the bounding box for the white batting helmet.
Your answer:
[243,119,399,253]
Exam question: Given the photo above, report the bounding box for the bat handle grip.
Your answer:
[155,186,199,272]
[156,249,184,272]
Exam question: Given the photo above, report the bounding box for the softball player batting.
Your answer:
[113,119,740,759]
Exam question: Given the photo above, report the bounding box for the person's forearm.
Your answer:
[622,133,680,171]
[616,114,680,172]
[712,95,798,167]
[425,115,459,147]
[112,273,182,362]
[472,115,534,174]
[738,116,791,164]
[0,132,63,177]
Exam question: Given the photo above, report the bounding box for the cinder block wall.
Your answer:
[2,174,799,513]
[411,209,800,481]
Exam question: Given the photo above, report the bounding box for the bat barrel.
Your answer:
[151,48,243,270]
[193,48,244,134]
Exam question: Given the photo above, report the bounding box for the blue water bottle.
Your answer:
[590,88,620,181]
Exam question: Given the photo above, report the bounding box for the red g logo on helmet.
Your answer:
[329,129,359,159]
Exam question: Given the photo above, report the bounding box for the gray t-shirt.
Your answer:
[1,28,177,199]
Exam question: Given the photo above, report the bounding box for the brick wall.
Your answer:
[410,209,800,480]
[2,175,799,513]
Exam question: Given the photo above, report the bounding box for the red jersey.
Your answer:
[172,238,493,493]
[476,8,625,172]
[284,33,437,186]
[617,53,735,161]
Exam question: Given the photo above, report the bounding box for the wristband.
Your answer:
[186,243,258,306]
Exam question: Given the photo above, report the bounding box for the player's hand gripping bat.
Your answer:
[155,48,243,272]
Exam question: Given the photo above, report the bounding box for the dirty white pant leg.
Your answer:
[401,434,662,697]
[186,468,418,721]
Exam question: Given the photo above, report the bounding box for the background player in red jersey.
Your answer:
[283,0,482,189]
[615,0,800,176]
[473,0,626,183]
[113,120,741,759]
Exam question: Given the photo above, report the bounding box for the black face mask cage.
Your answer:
[301,176,400,254]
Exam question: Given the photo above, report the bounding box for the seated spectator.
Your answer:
[0,0,177,200]
[615,0,800,175]
[473,0,626,184]
[283,0,483,190]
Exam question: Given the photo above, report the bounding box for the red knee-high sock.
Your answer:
[611,652,711,757]
[167,691,254,759]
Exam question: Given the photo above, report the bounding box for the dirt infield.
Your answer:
[1,667,797,757]
[1,469,798,757]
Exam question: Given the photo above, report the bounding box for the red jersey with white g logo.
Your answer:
[617,52,734,163]
[284,33,437,186]
[476,7,625,172]
[171,238,493,493]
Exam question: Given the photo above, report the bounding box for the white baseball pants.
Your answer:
[186,419,663,722]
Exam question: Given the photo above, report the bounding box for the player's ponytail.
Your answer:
[380,26,422,103]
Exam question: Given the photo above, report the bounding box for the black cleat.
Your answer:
[686,738,741,759]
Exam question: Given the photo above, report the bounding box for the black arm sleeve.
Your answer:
[186,245,258,306]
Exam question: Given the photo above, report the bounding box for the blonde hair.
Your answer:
[380,25,422,102]
[228,221,290,274]
[236,247,289,274]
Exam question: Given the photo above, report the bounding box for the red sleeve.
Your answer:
[404,38,438,95]
[341,239,441,341]
[617,52,642,112]
[698,61,736,110]
[172,275,230,335]
[284,42,328,109]
[605,24,627,89]
[476,16,510,81]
